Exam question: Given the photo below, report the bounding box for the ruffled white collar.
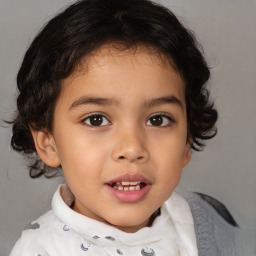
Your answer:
[52,184,198,255]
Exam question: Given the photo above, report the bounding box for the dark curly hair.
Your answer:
[11,0,217,178]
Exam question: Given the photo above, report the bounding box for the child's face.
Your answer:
[42,45,191,232]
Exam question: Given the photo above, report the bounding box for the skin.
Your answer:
[32,45,191,233]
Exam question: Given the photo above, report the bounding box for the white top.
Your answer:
[10,184,198,256]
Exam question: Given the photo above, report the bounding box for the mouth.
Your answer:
[108,181,147,191]
[105,174,151,203]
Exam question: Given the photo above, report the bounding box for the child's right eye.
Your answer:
[83,114,110,127]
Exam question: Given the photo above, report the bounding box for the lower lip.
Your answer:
[105,184,151,203]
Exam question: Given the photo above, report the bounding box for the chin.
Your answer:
[105,211,151,233]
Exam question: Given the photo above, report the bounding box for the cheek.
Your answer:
[54,134,106,179]
[153,136,187,166]
[151,136,186,189]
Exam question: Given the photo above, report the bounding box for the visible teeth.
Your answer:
[121,181,140,186]
[121,181,130,186]
[112,182,144,191]
[130,181,140,185]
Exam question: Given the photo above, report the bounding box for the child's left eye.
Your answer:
[83,114,110,127]
[146,114,173,127]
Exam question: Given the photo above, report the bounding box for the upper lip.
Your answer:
[106,173,151,185]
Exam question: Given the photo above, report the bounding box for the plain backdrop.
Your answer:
[0,0,255,255]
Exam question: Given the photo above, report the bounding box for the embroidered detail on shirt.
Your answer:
[116,249,123,255]
[105,236,115,241]
[141,247,155,256]
[63,225,70,231]
[24,222,40,231]
[81,240,91,251]
[93,235,100,239]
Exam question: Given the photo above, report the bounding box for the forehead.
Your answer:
[59,44,186,106]
[67,43,181,82]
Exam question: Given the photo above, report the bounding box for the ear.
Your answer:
[182,142,192,167]
[30,129,60,167]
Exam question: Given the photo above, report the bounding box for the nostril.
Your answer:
[118,155,144,160]
[118,156,144,160]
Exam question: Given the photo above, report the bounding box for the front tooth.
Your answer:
[129,186,136,191]
[124,187,129,191]
[130,181,140,185]
[121,181,140,186]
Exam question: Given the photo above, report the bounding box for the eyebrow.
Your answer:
[142,96,184,111]
[69,95,183,111]
[69,96,120,110]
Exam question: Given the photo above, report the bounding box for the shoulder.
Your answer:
[179,190,238,227]
[179,191,256,256]
[9,211,61,256]
[9,208,92,256]
[193,192,238,227]
[177,190,237,255]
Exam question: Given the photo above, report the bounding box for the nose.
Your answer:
[111,126,149,163]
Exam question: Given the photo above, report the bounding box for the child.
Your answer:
[9,0,255,255]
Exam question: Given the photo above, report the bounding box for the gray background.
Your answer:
[0,0,255,255]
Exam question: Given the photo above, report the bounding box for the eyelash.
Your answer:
[82,112,111,127]
[146,113,174,127]
[81,112,174,127]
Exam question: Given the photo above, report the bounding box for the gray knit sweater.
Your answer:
[182,191,256,256]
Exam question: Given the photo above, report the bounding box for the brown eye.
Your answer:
[150,116,163,126]
[146,114,173,127]
[84,114,110,126]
